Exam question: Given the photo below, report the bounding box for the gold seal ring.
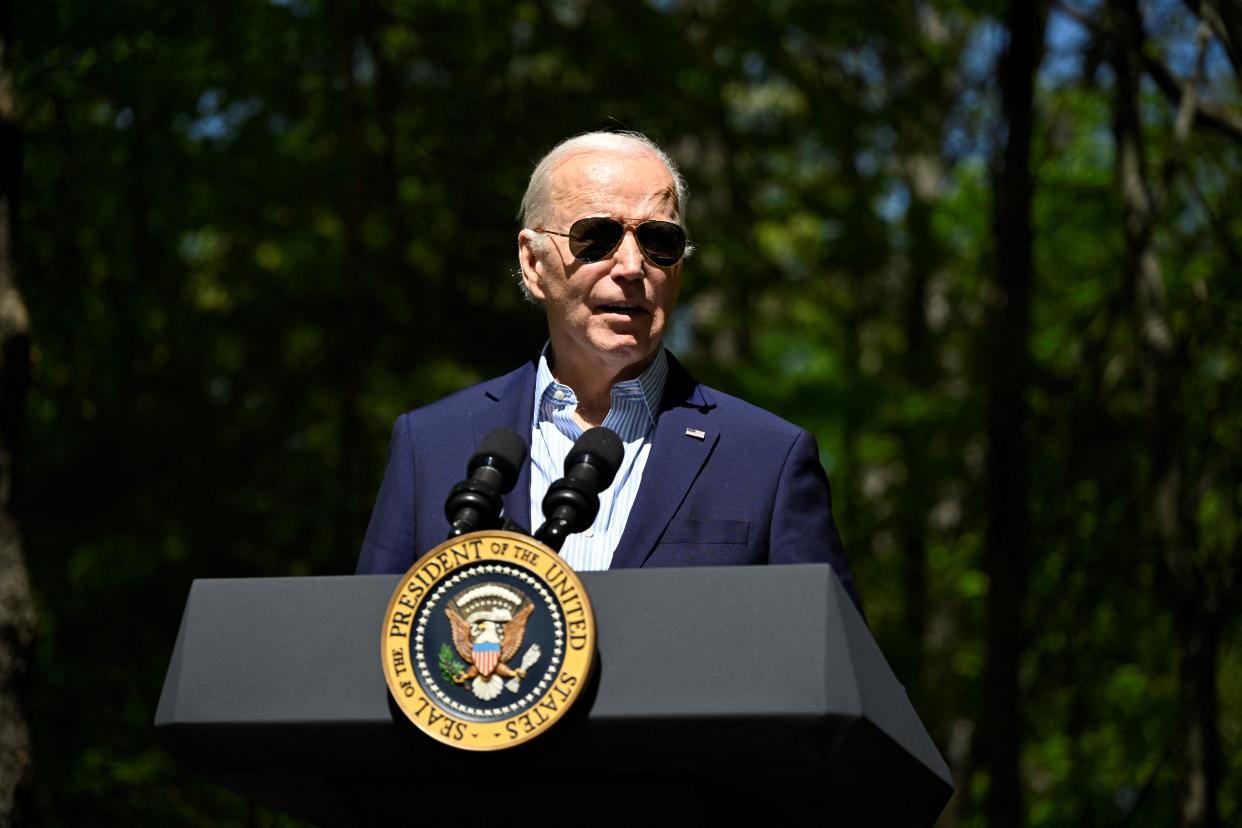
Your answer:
[380,530,595,750]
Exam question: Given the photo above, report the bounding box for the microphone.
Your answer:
[534,427,625,552]
[444,427,527,538]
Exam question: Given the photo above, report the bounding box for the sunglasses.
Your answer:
[535,217,687,268]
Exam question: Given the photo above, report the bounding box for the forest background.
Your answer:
[0,0,1239,826]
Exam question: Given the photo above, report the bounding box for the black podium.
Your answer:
[156,564,952,825]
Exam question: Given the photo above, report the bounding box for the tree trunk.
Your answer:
[983,2,1046,826]
[1174,599,1223,827]
[1109,1,1221,824]
[0,3,36,823]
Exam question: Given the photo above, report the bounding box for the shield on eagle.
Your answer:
[473,641,501,676]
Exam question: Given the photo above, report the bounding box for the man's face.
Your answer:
[519,150,683,381]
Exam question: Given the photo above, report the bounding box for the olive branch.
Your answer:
[439,643,465,682]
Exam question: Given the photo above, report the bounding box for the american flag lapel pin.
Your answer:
[684,428,706,440]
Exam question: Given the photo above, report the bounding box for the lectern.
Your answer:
[156,565,952,825]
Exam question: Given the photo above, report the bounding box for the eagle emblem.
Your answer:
[443,582,542,700]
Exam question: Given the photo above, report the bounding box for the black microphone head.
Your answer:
[565,427,624,491]
[468,427,527,493]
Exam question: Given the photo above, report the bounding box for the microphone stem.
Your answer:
[447,507,483,539]
[534,518,572,553]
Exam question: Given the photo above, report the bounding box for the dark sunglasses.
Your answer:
[535,217,687,268]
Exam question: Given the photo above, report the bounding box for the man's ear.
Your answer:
[517,229,548,302]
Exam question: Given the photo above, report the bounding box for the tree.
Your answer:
[1104,0,1240,823]
[0,0,35,822]
[982,3,1048,825]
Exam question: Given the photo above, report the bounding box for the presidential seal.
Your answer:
[381,530,595,750]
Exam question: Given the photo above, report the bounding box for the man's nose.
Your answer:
[612,228,645,277]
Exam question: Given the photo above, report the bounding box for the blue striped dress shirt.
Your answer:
[529,347,668,571]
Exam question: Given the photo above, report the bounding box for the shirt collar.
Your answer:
[533,344,668,429]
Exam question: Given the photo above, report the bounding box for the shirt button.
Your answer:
[554,389,566,401]
[584,528,594,538]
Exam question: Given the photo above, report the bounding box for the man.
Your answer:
[356,131,860,611]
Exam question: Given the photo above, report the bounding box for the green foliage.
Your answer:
[10,0,1242,826]
[439,642,465,683]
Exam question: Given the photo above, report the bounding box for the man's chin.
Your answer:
[595,331,648,352]
[586,335,661,372]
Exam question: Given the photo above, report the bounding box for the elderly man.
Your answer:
[356,131,859,610]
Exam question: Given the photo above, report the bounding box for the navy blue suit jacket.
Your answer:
[356,354,861,612]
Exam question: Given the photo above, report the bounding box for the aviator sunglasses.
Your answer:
[535,217,688,268]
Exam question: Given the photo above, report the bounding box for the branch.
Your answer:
[1053,0,1096,30]
[1054,0,1242,142]
[1181,0,1242,77]
[1143,51,1242,143]
[1157,20,1212,205]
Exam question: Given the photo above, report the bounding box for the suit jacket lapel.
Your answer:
[471,359,538,533]
[610,354,717,569]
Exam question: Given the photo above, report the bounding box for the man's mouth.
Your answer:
[596,304,648,315]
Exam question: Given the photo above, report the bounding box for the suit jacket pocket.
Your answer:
[660,518,749,545]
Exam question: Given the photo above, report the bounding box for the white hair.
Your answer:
[516,131,691,302]
[519,131,690,229]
